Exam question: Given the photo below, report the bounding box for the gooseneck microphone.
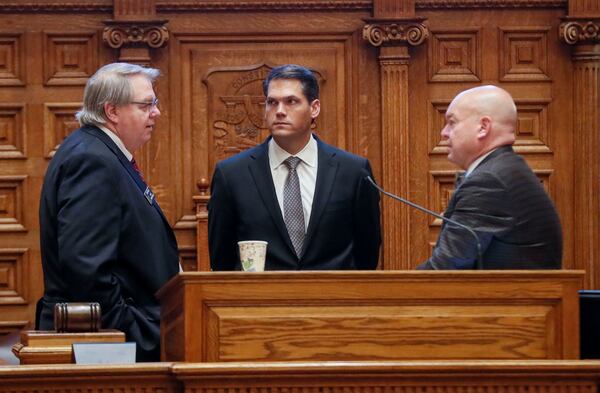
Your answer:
[365,176,483,269]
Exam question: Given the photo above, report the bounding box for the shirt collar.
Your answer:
[96,124,133,161]
[269,135,318,170]
[466,148,497,176]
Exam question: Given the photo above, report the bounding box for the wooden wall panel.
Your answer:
[0,0,597,335]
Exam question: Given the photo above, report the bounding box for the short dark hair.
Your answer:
[262,64,319,103]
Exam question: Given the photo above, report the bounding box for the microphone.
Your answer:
[365,176,483,269]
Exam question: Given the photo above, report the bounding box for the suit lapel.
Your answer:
[301,139,338,257]
[247,140,297,255]
[81,126,172,227]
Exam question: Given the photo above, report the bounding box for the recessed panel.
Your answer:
[429,30,481,82]
[0,248,28,304]
[0,175,27,232]
[207,305,552,361]
[0,104,25,159]
[43,103,81,158]
[499,27,551,82]
[43,31,98,86]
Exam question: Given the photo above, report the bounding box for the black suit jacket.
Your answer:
[38,125,180,361]
[208,136,381,270]
[418,146,562,270]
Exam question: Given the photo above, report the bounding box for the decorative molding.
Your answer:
[429,171,459,227]
[103,20,169,49]
[0,248,28,305]
[499,26,551,82]
[363,19,429,47]
[416,0,566,8]
[0,33,25,86]
[0,0,567,12]
[43,31,99,86]
[43,103,81,158]
[0,2,111,13]
[429,29,481,82]
[560,18,600,45]
[0,175,27,233]
[157,1,371,11]
[0,103,26,159]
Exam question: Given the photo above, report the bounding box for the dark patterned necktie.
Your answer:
[131,158,144,182]
[283,156,305,258]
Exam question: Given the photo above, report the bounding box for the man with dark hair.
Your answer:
[38,63,180,361]
[209,64,381,270]
[417,85,562,269]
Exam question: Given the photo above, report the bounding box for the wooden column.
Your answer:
[102,0,169,65]
[560,6,600,288]
[363,1,428,269]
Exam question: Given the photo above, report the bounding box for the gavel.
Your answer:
[54,303,101,332]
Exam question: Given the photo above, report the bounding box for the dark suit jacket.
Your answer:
[38,125,180,361]
[417,145,562,270]
[208,135,381,270]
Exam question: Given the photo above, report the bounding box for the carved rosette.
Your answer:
[103,21,169,49]
[363,20,429,47]
[560,19,600,45]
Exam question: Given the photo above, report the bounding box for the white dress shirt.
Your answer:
[269,135,318,231]
[97,124,133,161]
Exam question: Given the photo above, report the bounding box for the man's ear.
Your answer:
[310,99,321,120]
[478,116,491,139]
[104,102,119,123]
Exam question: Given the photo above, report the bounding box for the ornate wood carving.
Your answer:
[363,19,428,47]
[103,0,169,64]
[560,16,600,288]
[193,179,210,272]
[157,1,371,11]
[103,22,169,49]
[560,19,600,45]
[363,10,429,269]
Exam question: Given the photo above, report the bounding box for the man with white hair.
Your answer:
[417,85,562,269]
[38,63,179,361]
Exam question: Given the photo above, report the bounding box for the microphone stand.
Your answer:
[366,176,483,269]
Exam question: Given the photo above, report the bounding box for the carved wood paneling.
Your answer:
[43,103,81,158]
[0,103,25,159]
[0,248,28,305]
[429,30,481,82]
[0,33,25,87]
[0,176,27,233]
[499,26,551,82]
[513,99,551,153]
[42,31,99,86]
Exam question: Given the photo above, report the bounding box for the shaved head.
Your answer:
[441,85,517,169]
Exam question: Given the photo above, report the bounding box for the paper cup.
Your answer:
[237,240,268,272]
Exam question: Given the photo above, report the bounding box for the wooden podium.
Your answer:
[157,271,583,362]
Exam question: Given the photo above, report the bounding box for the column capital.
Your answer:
[103,20,169,49]
[559,17,600,45]
[362,17,429,48]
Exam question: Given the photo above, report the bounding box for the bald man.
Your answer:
[417,85,562,270]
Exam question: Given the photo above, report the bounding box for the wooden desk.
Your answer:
[157,271,583,362]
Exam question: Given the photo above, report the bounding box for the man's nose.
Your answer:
[276,102,286,115]
[440,126,449,140]
[151,106,161,117]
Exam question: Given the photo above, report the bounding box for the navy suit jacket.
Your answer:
[417,146,562,270]
[208,136,381,270]
[38,125,180,361]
